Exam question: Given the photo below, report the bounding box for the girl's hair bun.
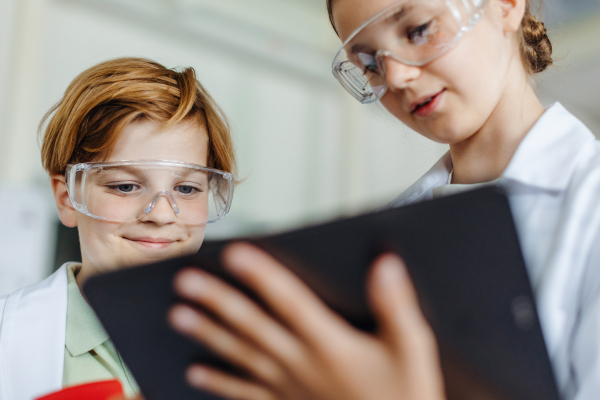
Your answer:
[520,6,553,74]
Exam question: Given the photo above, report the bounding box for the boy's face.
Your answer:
[52,118,210,282]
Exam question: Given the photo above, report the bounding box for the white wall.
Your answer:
[0,184,56,296]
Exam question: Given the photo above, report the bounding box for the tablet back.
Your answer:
[84,187,560,400]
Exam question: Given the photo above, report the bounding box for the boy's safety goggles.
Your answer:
[65,160,234,225]
[332,0,489,104]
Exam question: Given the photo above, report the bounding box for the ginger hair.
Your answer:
[40,57,236,176]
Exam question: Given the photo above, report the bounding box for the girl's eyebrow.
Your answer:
[350,43,371,54]
[349,4,410,55]
[386,5,408,23]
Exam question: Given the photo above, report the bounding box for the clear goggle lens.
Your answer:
[332,0,488,104]
[66,161,234,225]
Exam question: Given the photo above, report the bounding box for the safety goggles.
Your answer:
[65,160,234,224]
[332,0,489,103]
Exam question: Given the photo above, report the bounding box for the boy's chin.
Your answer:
[91,240,202,272]
[108,246,194,269]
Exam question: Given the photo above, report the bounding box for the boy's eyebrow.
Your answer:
[94,165,209,179]
[95,165,145,177]
[172,167,209,178]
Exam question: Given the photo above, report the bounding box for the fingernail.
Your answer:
[177,270,208,297]
[187,365,209,387]
[379,255,407,284]
[224,244,257,273]
[171,306,201,333]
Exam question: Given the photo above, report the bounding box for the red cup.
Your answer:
[35,379,124,400]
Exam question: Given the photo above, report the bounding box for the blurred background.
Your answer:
[1,0,599,295]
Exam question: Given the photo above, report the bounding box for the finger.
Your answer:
[169,304,284,385]
[187,364,276,400]
[173,268,305,366]
[368,254,446,400]
[366,254,437,355]
[222,242,351,343]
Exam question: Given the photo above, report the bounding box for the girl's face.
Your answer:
[58,118,210,278]
[332,0,519,144]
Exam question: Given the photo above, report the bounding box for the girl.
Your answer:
[169,1,600,400]
[0,57,236,400]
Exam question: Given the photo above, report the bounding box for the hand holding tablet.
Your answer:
[170,247,446,400]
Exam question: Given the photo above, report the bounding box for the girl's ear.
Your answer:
[497,0,527,33]
[51,174,78,228]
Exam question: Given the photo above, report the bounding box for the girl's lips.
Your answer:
[410,90,445,117]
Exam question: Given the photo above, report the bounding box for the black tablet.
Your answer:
[84,187,560,400]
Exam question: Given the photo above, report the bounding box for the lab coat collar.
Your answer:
[502,103,596,191]
[387,151,452,207]
[389,103,594,208]
[0,264,69,400]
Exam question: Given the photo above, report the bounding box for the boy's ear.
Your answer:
[496,0,527,33]
[51,174,77,228]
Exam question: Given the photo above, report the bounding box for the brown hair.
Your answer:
[520,1,552,73]
[325,0,552,74]
[40,57,236,176]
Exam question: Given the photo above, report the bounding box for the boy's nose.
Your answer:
[141,191,179,224]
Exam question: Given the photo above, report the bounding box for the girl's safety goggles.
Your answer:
[332,0,489,104]
[65,160,234,225]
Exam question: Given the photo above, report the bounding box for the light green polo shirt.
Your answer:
[62,263,140,397]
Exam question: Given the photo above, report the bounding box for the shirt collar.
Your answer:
[501,103,596,191]
[64,263,110,357]
[388,151,452,207]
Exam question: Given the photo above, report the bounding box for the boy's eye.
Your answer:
[108,183,139,193]
[408,21,434,45]
[175,185,199,195]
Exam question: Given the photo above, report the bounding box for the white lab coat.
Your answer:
[390,103,600,400]
[0,265,68,400]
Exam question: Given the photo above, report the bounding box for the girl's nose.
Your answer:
[381,56,421,91]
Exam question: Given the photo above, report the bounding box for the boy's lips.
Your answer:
[124,236,178,249]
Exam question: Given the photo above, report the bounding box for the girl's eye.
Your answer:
[364,64,380,74]
[358,53,380,75]
[175,185,199,195]
[408,21,434,45]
